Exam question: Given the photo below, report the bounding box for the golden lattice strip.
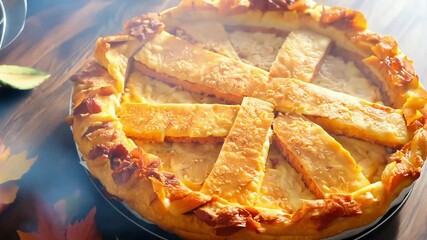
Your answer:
[131,31,408,146]
[133,31,269,103]
[200,97,274,206]
[174,21,240,60]
[261,78,409,147]
[273,113,370,198]
[269,30,332,81]
[118,102,240,142]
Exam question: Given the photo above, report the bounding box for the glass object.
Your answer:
[0,0,27,51]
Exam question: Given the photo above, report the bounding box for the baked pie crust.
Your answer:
[68,0,427,239]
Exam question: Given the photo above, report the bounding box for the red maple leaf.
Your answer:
[66,208,100,240]
[17,201,101,240]
[17,200,66,240]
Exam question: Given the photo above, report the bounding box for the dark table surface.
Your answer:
[0,0,426,239]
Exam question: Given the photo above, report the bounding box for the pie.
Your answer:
[67,0,427,239]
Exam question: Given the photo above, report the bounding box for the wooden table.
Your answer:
[0,0,426,239]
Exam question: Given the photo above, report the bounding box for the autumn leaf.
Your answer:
[0,65,50,90]
[18,197,67,240]
[66,208,101,240]
[0,149,37,183]
[17,197,101,240]
[0,141,37,214]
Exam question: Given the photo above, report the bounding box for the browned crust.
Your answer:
[292,195,362,231]
[363,36,421,108]
[194,201,263,236]
[248,0,312,12]
[175,0,313,15]
[320,7,367,31]
[123,13,165,41]
[382,125,427,193]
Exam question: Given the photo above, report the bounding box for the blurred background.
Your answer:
[27,0,70,17]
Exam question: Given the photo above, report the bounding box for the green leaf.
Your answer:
[0,65,50,90]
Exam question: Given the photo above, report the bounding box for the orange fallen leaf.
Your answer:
[0,141,37,214]
[17,198,101,240]
[0,148,37,183]
[18,198,67,240]
[66,208,101,240]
